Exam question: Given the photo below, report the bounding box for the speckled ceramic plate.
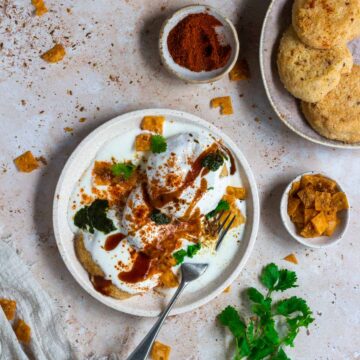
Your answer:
[260,0,360,149]
[53,109,259,317]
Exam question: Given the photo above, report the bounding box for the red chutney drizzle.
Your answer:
[104,233,126,251]
[118,252,152,283]
[221,145,236,175]
[152,142,218,208]
[91,275,112,295]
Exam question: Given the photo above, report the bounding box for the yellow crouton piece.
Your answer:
[283,253,298,264]
[229,58,250,81]
[311,212,328,235]
[32,0,48,16]
[14,151,39,173]
[314,191,332,211]
[135,133,152,151]
[221,194,245,228]
[141,116,165,134]
[151,341,171,360]
[223,285,231,293]
[41,44,66,63]
[226,186,246,200]
[210,96,233,115]
[300,222,319,238]
[288,197,301,217]
[0,298,17,320]
[15,319,31,344]
[331,192,349,211]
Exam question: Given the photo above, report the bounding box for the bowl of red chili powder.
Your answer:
[159,5,240,83]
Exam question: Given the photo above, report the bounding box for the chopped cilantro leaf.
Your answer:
[111,162,135,179]
[187,243,201,258]
[260,263,298,292]
[151,135,167,153]
[206,199,230,219]
[173,243,201,265]
[173,249,187,265]
[150,210,171,225]
[218,306,246,339]
[207,187,214,191]
[74,199,116,234]
[201,151,224,171]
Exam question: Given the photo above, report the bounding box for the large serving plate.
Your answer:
[260,0,360,149]
[53,109,259,317]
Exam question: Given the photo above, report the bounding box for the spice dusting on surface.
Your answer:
[167,13,231,72]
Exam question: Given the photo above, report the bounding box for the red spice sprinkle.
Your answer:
[167,13,231,72]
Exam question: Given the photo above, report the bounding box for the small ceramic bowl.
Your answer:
[159,5,240,83]
[280,172,350,248]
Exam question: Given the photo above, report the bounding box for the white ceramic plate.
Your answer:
[280,172,350,248]
[53,109,259,317]
[159,5,239,83]
[260,0,360,149]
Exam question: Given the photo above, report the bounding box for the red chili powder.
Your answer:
[167,13,232,72]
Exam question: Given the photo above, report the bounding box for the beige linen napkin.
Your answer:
[0,241,120,360]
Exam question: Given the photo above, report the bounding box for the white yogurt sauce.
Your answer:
[68,122,246,296]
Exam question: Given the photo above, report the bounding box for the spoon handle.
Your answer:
[126,280,187,360]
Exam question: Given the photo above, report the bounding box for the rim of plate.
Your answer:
[259,0,360,149]
[53,108,259,317]
[159,5,240,84]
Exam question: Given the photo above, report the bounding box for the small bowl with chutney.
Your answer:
[280,172,350,248]
[159,5,240,83]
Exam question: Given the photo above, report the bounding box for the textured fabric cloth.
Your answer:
[0,241,120,360]
[0,241,77,360]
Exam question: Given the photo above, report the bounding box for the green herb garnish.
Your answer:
[150,210,171,225]
[111,162,135,180]
[74,199,116,234]
[206,199,230,219]
[207,187,214,191]
[201,151,225,171]
[218,263,314,359]
[173,249,187,265]
[151,135,167,153]
[173,243,201,265]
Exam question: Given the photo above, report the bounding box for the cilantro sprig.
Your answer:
[74,199,116,234]
[218,263,314,359]
[151,135,167,153]
[111,162,135,179]
[173,243,201,265]
[206,199,230,219]
[201,150,225,171]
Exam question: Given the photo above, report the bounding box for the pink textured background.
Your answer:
[0,0,359,359]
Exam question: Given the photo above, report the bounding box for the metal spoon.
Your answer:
[126,213,236,360]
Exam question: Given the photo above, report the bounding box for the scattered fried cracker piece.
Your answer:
[14,151,39,173]
[151,340,171,360]
[221,194,245,228]
[135,133,152,151]
[331,192,349,211]
[41,44,66,63]
[226,186,246,200]
[283,253,298,265]
[160,270,178,288]
[311,212,328,235]
[64,127,73,133]
[210,96,233,115]
[0,298,17,320]
[229,58,250,81]
[32,0,48,16]
[141,116,164,134]
[15,319,31,344]
[223,285,231,293]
